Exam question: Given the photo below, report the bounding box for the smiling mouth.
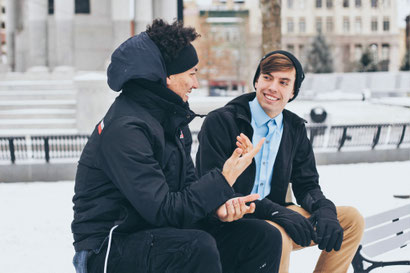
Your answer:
[264,93,279,102]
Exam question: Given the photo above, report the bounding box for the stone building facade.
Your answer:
[282,0,400,72]
[5,0,177,72]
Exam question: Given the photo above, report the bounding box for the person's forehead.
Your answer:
[263,69,296,80]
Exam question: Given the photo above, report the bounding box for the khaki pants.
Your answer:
[267,205,365,273]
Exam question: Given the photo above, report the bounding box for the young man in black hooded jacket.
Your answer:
[71,19,283,273]
[196,51,365,273]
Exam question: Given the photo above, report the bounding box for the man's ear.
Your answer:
[166,76,172,86]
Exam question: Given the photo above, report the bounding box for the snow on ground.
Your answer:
[0,161,409,273]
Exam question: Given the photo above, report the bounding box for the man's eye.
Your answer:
[263,76,270,80]
[281,81,289,86]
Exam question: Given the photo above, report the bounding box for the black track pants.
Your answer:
[87,219,282,273]
[207,218,282,273]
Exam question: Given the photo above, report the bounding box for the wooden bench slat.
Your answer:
[361,231,410,257]
[362,216,410,245]
[365,204,410,228]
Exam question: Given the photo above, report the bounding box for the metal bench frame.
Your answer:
[352,204,410,273]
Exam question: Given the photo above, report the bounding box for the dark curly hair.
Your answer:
[146,19,200,63]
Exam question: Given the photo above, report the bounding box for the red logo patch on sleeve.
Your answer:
[98,120,104,135]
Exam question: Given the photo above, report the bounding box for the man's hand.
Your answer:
[309,200,344,252]
[235,133,253,155]
[269,206,316,247]
[222,134,264,186]
[216,194,260,222]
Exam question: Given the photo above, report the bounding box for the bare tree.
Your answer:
[260,0,281,55]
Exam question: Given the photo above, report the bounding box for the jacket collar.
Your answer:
[225,92,306,128]
[122,79,196,136]
[226,92,255,124]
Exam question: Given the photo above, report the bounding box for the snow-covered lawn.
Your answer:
[0,161,409,273]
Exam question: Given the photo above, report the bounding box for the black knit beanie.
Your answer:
[165,44,198,76]
[253,50,305,102]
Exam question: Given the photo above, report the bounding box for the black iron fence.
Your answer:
[307,123,410,150]
[0,135,89,163]
[1,123,409,164]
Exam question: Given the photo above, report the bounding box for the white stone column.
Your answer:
[52,0,74,71]
[111,0,131,49]
[26,0,48,71]
[135,0,153,34]
[153,0,177,22]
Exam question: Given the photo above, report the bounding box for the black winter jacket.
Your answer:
[196,93,327,218]
[71,33,234,252]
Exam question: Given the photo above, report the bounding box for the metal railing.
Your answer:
[307,123,410,151]
[0,135,89,163]
[1,123,409,164]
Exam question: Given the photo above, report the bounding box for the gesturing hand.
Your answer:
[222,134,265,186]
[235,133,253,155]
[216,194,260,222]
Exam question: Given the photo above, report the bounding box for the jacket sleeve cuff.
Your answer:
[190,168,235,214]
[300,189,327,213]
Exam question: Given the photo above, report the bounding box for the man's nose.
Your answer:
[268,80,279,92]
[192,75,199,89]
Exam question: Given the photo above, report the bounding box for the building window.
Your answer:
[287,44,295,53]
[75,0,90,14]
[316,0,322,8]
[326,0,333,8]
[343,17,350,32]
[299,18,306,33]
[354,44,362,61]
[383,17,390,31]
[298,0,306,9]
[299,44,305,58]
[381,44,389,60]
[287,18,294,33]
[48,0,54,15]
[343,44,350,62]
[288,0,294,8]
[2,6,5,13]
[355,0,362,7]
[371,17,378,32]
[343,0,349,7]
[316,17,323,33]
[326,17,334,33]
[371,0,378,8]
[355,17,362,33]
[1,22,5,29]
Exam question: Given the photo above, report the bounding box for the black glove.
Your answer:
[309,199,343,252]
[253,199,316,247]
